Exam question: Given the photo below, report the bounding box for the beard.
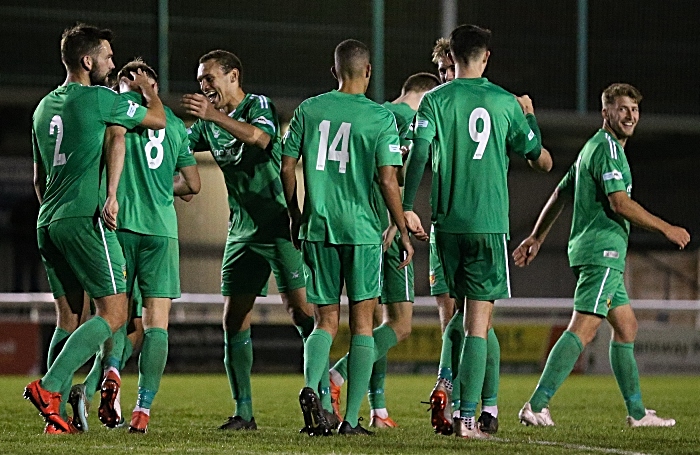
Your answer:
[89,67,112,87]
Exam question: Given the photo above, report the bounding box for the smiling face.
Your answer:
[603,95,639,141]
[197,59,237,110]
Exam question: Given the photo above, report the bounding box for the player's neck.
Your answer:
[393,92,421,111]
[63,71,91,87]
[455,59,486,79]
[223,87,246,114]
[337,79,367,95]
[602,123,628,148]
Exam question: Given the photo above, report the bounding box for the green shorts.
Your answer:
[117,230,180,299]
[131,281,143,319]
[573,265,629,317]
[381,232,414,304]
[38,217,127,299]
[429,224,449,296]
[435,231,510,301]
[302,241,382,305]
[221,237,306,296]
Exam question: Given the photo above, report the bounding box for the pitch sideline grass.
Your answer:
[1,374,698,454]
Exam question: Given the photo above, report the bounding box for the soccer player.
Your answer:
[328,72,439,429]
[403,24,552,439]
[101,59,200,433]
[514,83,689,428]
[181,50,315,430]
[432,37,456,84]
[25,23,166,434]
[282,39,413,436]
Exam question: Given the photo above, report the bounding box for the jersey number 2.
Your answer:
[469,107,491,160]
[50,115,66,166]
[145,129,165,169]
[316,120,350,173]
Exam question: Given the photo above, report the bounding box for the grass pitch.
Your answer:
[1,374,698,455]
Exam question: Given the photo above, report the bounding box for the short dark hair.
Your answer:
[449,24,491,65]
[401,72,440,94]
[60,23,113,71]
[334,39,371,79]
[602,83,643,107]
[431,37,450,64]
[117,57,158,83]
[199,50,243,83]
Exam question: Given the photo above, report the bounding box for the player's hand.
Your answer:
[101,196,119,231]
[181,93,218,121]
[382,225,398,252]
[664,225,690,250]
[397,231,414,269]
[512,235,541,267]
[516,95,535,115]
[289,211,302,250]
[122,69,150,94]
[404,210,428,241]
[400,145,411,161]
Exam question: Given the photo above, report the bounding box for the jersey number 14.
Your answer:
[316,120,350,173]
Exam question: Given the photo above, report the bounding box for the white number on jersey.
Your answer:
[316,120,350,173]
[468,107,491,160]
[145,129,165,169]
[50,115,66,166]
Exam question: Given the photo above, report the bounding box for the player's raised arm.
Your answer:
[174,166,201,197]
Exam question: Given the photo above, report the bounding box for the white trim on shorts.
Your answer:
[503,234,511,298]
[97,218,118,295]
[593,267,611,314]
[378,246,383,295]
[403,250,410,301]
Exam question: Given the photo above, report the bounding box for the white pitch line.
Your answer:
[492,436,652,455]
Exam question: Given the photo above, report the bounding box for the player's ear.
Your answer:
[365,63,371,79]
[330,66,338,81]
[483,50,491,64]
[81,55,92,72]
[230,68,238,84]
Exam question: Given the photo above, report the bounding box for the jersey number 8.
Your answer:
[469,107,491,160]
[145,129,165,169]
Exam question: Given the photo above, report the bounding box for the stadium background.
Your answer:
[0,1,698,375]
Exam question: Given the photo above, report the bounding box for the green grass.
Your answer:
[1,374,698,454]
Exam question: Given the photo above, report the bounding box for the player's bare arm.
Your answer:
[101,125,127,230]
[280,155,302,249]
[122,69,166,130]
[180,93,271,150]
[607,191,690,249]
[32,163,46,204]
[173,165,201,197]
[378,165,414,268]
[513,187,569,267]
[528,147,553,173]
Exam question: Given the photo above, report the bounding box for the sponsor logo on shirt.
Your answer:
[212,126,220,138]
[291,270,300,279]
[416,120,428,128]
[127,100,139,118]
[252,116,276,132]
[603,170,623,181]
[389,144,401,153]
[603,250,619,259]
[528,129,535,141]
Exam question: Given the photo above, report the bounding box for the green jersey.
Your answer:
[412,78,540,235]
[557,129,632,272]
[187,93,288,242]
[118,92,197,239]
[282,90,402,245]
[32,83,147,227]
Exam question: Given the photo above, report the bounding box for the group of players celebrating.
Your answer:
[24,20,689,440]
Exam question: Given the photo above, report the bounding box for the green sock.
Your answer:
[84,352,103,395]
[368,355,387,410]
[120,337,134,370]
[304,329,333,388]
[331,354,349,382]
[224,329,254,421]
[610,341,645,419]
[104,324,127,370]
[481,328,500,407]
[295,315,315,342]
[530,330,583,412]
[449,313,464,409]
[41,316,112,392]
[458,336,487,418]
[372,324,398,361]
[319,356,332,412]
[438,310,463,380]
[136,328,168,410]
[47,327,71,419]
[344,334,374,427]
